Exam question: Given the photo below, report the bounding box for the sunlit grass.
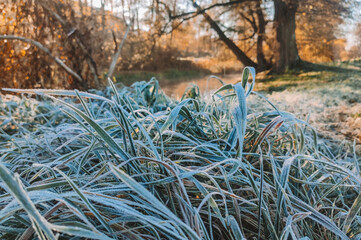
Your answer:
[0,68,360,239]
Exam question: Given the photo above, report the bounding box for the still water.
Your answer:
[161,74,241,98]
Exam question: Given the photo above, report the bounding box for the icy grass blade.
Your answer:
[233,83,247,159]
[55,168,113,235]
[343,192,361,233]
[52,96,130,161]
[1,69,360,240]
[226,215,246,240]
[2,88,112,103]
[241,66,256,96]
[0,163,56,240]
[50,224,113,240]
[108,163,200,240]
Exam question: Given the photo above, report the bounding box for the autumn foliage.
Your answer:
[0,0,360,90]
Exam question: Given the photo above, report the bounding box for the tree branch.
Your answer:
[169,0,255,19]
[36,0,101,88]
[108,24,131,79]
[189,0,257,68]
[0,35,84,84]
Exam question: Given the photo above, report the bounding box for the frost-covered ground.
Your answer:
[2,61,360,150]
[163,62,361,151]
[254,74,361,145]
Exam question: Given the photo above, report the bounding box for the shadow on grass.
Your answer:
[296,61,361,74]
[260,60,361,83]
[267,83,299,92]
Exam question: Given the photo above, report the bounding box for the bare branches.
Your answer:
[108,24,131,79]
[158,0,256,35]
[36,0,101,88]
[0,35,84,84]
[188,0,258,68]
[169,0,255,20]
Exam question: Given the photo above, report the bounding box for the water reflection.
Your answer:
[161,74,241,98]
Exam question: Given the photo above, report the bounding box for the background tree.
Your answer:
[347,23,361,59]
[162,0,355,72]
[296,0,350,62]
[273,0,300,72]
[0,0,112,89]
[0,0,360,90]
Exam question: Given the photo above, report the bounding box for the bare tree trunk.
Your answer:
[273,0,300,72]
[255,1,270,70]
[0,35,85,87]
[190,0,258,69]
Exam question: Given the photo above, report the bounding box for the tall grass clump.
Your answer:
[0,67,360,239]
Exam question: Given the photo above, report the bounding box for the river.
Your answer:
[161,74,242,98]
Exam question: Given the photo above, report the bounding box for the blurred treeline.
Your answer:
[0,0,360,90]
